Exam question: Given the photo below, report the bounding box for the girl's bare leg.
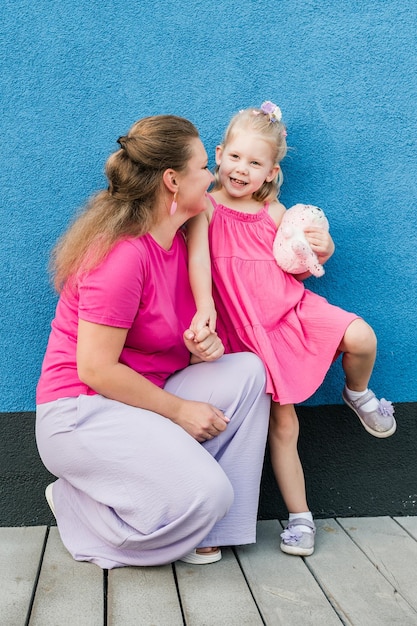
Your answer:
[339,318,396,437]
[270,402,316,555]
[269,402,309,513]
[339,319,377,391]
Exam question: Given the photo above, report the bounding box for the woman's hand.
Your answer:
[183,326,224,363]
[173,399,230,442]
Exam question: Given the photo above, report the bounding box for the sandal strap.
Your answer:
[286,518,316,533]
[349,390,376,410]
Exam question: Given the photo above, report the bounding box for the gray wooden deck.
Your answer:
[2,516,417,625]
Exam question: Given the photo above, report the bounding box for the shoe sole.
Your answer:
[179,549,222,564]
[342,394,397,439]
[280,542,314,556]
[45,483,56,518]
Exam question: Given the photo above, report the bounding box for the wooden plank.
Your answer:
[0,526,46,626]
[29,527,103,626]
[175,547,263,625]
[306,518,417,625]
[236,520,341,625]
[395,515,417,540]
[108,564,183,625]
[338,516,417,612]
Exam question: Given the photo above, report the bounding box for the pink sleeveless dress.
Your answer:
[208,196,358,404]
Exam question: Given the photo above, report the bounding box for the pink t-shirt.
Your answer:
[36,232,196,404]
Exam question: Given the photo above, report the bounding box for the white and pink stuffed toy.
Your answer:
[273,203,329,277]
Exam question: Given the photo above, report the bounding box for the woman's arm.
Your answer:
[187,210,217,333]
[77,320,228,442]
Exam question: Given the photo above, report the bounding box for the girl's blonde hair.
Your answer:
[213,105,288,202]
[51,115,199,291]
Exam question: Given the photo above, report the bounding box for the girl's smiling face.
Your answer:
[216,131,279,202]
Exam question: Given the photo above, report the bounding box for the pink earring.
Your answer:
[170,192,178,216]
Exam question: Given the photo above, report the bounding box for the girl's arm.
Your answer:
[187,210,217,333]
[77,320,228,442]
[268,200,287,226]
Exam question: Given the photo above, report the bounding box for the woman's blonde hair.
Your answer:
[51,115,199,291]
[212,106,287,202]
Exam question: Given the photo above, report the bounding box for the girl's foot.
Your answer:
[342,387,396,438]
[280,517,316,556]
[179,547,222,564]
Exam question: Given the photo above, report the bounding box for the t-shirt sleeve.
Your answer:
[78,240,145,328]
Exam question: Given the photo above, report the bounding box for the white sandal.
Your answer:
[179,548,222,564]
[45,483,56,518]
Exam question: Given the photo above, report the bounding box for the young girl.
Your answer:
[187,101,396,557]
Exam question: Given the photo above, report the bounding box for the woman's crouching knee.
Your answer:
[225,351,267,389]
[196,470,234,525]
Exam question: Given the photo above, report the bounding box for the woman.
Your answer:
[36,115,270,569]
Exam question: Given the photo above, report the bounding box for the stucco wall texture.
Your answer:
[1,1,416,412]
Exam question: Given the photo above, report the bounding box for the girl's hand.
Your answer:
[173,398,229,442]
[304,227,335,264]
[184,326,224,363]
[190,304,217,334]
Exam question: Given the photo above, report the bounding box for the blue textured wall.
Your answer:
[1,0,416,412]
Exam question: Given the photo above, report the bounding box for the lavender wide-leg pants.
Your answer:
[36,353,270,569]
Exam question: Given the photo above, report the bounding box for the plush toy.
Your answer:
[273,203,329,277]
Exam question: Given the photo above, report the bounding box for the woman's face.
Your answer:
[176,137,214,217]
